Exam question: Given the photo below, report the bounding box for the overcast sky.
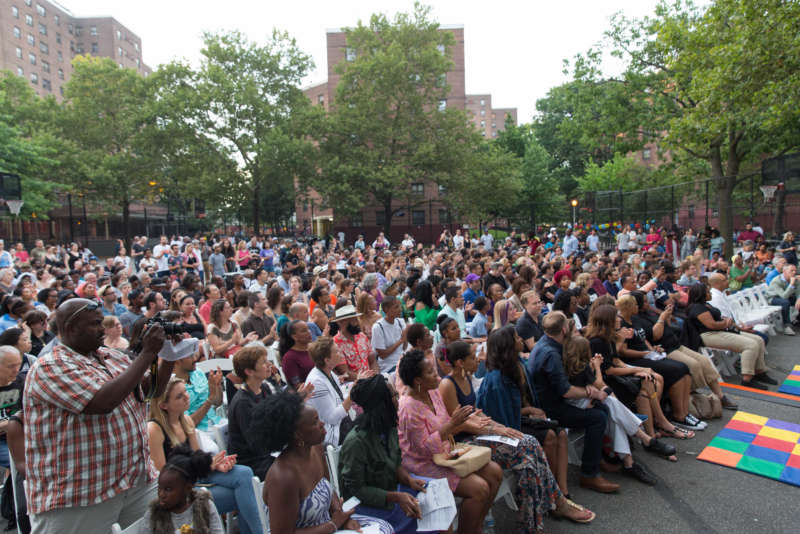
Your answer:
[61,0,665,122]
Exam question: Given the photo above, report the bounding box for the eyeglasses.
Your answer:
[64,301,100,329]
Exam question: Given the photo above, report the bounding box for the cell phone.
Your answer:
[342,496,361,512]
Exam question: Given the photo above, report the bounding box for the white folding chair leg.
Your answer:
[497,472,518,511]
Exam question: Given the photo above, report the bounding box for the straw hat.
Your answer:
[332,304,361,322]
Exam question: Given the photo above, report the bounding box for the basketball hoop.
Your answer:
[5,200,23,215]
[760,185,778,203]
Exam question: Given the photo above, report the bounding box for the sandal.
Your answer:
[553,498,596,524]
[658,425,695,440]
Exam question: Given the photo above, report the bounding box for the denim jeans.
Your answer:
[204,464,264,534]
[770,296,795,324]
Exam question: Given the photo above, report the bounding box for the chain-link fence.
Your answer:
[584,172,800,239]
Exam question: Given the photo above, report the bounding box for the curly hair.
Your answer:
[398,349,426,388]
[250,391,305,453]
[164,443,212,485]
[486,325,521,386]
[351,375,397,434]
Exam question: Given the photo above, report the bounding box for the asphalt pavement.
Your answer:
[494,332,800,534]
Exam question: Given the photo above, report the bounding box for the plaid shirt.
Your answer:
[23,343,155,514]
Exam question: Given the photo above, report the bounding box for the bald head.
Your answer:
[708,273,728,290]
[55,298,104,354]
[55,298,95,334]
[289,303,309,321]
[0,346,20,364]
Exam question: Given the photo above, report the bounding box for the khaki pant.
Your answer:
[700,331,766,376]
[667,346,721,390]
[31,475,156,534]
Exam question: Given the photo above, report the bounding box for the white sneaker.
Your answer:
[783,326,796,336]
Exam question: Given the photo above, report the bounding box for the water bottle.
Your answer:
[484,510,496,534]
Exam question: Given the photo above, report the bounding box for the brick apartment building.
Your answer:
[300,25,517,243]
[0,0,149,99]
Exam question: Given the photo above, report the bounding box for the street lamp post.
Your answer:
[571,199,578,228]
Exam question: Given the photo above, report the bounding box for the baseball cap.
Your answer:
[465,273,480,283]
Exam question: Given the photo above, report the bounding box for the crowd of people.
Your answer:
[0,221,796,533]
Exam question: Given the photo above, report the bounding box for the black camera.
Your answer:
[146,314,193,337]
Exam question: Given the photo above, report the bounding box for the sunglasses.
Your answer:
[64,301,100,328]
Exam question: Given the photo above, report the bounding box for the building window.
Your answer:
[55,32,60,43]
[90,25,97,36]
[25,14,33,26]
[411,183,424,195]
[15,47,22,59]
[30,72,37,84]
[12,6,19,18]
[642,148,651,160]
[439,209,451,224]
[349,213,362,227]
[412,210,425,226]
[116,29,122,40]
[134,42,139,51]
[91,42,98,53]
[76,43,83,53]
[57,50,62,61]
[29,53,35,65]
[687,204,695,219]
[438,185,447,196]
[492,122,496,129]
[68,24,73,35]
[136,58,140,67]
[36,3,44,16]
[118,47,123,57]
[74,26,81,36]
[345,47,356,62]
[317,94,324,105]
[17,67,23,76]
[27,33,34,45]
[13,26,21,38]
[375,211,386,226]
[480,120,485,128]
[57,68,63,79]
[24,0,31,6]
[41,60,49,72]
[438,100,446,111]
[492,131,497,138]
[480,99,485,106]
[38,22,46,35]
[480,109,485,116]
[59,86,63,96]
[54,14,59,25]
[39,42,47,54]
[437,43,446,55]
[42,78,51,91]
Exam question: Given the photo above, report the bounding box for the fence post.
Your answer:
[619,190,624,225]
[705,180,710,227]
[643,190,648,224]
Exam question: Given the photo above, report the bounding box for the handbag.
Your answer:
[689,392,722,419]
[607,374,643,397]
[433,436,492,477]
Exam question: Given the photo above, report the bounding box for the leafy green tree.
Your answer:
[311,4,486,236]
[566,0,800,252]
[56,56,161,243]
[153,30,320,233]
[495,118,564,229]
[0,72,72,223]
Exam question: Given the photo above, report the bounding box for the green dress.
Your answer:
[413,305,440,331]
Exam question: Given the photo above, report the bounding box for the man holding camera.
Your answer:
[23,298,174,533]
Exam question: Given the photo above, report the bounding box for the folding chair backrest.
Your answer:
[196,357,234,373]
[213,422,229,451]
[111,517,144,534]
[252,476,269,532]
[325,445,341,496]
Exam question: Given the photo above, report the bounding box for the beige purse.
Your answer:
[433,436,492,477]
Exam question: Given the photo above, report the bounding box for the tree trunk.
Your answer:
[774,190,787,237]
[710,144,736,258]
[252,181,261,235]
[382,197,393,239]
[122,200,131,249]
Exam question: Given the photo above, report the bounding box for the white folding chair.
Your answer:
[212,422,229,451]
[267,345,287,385]
[497,472,518,511]
[8,456,24,534]
[196,358,234,373]
[324,444,341,496]
[111,517,144,534]
[252,476,270,533]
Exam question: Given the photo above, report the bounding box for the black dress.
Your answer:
[620,317,690,392]
[588,336,639,408]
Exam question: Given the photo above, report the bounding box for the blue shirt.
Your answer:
[101,302,128,317]
[0,314,18,333]
[308,321,322,341]
[765,268,781,285]
[526,335,572,412]
[477,370,521,430]
[186,369,221,431]
[462,288,484,306]
[468,312,488,337]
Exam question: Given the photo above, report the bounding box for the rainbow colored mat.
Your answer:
[697,411,800,487]
[777,365,800,396]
